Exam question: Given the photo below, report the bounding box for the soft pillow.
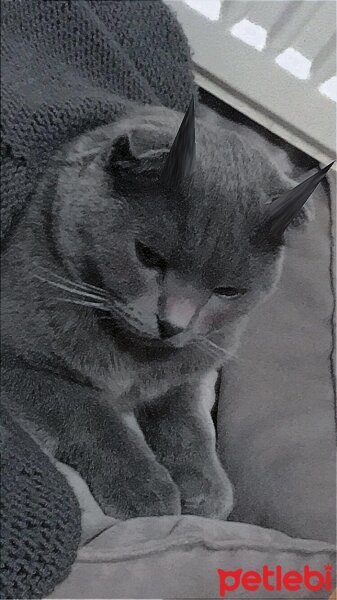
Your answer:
[49,456,335,599]
[50,512,335,599]
[217,165,336,544]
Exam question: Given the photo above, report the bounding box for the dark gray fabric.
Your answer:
[214,124,336,544]
[1,0,194,245]
[0,1,194,597]
[0,407,81,599]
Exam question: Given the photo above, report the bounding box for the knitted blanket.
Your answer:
[1,0,194,243]
[0,1,194,597]
[0,408,81,599]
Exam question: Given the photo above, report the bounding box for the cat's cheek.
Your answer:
[197,310,228,335]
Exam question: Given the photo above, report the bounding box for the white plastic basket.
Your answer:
[165,0,336,168]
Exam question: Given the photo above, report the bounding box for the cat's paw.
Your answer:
[180,470,234,520]
[97,463,181,520]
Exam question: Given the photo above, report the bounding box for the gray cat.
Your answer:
[1,98,331,520]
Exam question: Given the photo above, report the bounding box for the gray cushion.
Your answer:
[217,159,336,543]
[50,463,335,599]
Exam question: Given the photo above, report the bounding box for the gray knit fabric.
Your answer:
[0,1,194,597]
[1,0,194,244]
[0,408,81,599]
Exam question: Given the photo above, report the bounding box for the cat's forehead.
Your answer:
[161,136,269,239]
[172,178,258,277]
[133,126,273,268]
[134,170,262,286]
[161,122,286,252]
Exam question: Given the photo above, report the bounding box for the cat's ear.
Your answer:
[161,95,196,188]
[107,134,139,174]
[263,162,334,240]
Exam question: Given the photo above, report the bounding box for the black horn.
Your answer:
[265,161,334,238]
[161,96,196,187]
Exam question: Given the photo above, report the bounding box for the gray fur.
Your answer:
[1,104,305,520]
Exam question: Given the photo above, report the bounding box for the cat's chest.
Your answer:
[104,343,210,409]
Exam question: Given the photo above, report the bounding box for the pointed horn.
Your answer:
[266,161,334,237]
[161,96,196,187]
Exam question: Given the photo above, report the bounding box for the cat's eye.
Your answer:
[214,286,247,298]
[135,240,166,271]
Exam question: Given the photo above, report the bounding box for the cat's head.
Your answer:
[55,100,330,349]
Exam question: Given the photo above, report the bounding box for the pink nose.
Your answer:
[163,297,196,330]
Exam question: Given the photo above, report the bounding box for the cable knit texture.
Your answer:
[0,409,81,599]
[1,0,194,244]
[0,1,194,597]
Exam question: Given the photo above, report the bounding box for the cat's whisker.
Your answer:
[198,341,220,362]
[197,337,237,362]
[101,305,139,328]
[109,302,145,328]
[34,265,108,296]
[56,297,110,311]
[116,314,152,337]
[34,275,107,303]
[101,303,157,339]
[205,338,237,360]
[100,312,151,338]
[111,297,136,313]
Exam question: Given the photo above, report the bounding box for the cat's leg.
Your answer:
[137,378,234,520]
[56,402,182,519]
[1,359,181,519]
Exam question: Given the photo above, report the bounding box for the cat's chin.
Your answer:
[142,331,197,350]
[138,332,189,350]
[100,311,192,352]
[108,325,180,359]
[140,336,183,351]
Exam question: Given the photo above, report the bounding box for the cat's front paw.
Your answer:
[97,462,181,520]
[180,470,234,520]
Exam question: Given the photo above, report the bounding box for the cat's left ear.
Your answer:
[107,134,139,174]
[107,131,167,177]
[264,162,334,239]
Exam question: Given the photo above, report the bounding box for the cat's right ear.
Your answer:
[262,162,334,241]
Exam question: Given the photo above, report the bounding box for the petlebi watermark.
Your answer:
[217,564,334,597]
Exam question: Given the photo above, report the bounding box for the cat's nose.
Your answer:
[157,317,184,339]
